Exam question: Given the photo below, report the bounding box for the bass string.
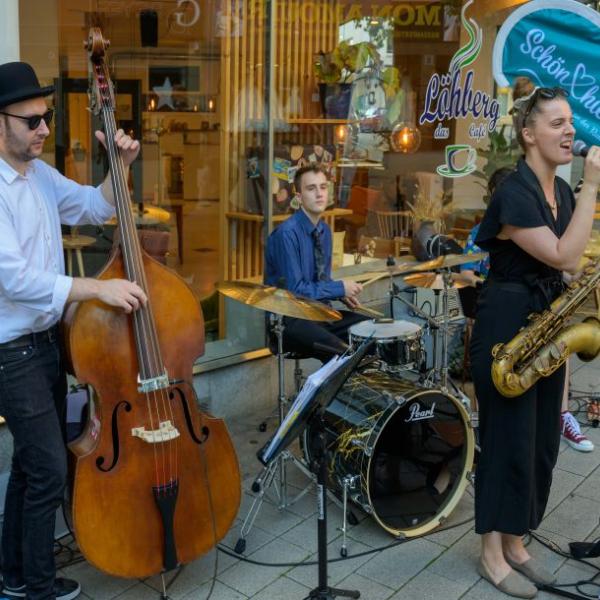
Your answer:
[98,72,178,487]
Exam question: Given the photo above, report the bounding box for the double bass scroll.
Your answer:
[62,27,241,579]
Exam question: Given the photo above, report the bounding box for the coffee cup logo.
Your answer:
[436,144,477,178]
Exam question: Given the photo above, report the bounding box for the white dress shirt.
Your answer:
[0,157,115,343]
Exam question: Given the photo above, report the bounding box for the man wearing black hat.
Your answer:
[0,62,146,600]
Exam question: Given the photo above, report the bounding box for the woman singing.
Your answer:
[470,87,600,599]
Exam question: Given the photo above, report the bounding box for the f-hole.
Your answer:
[96,400,132,472]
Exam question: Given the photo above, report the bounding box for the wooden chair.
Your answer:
[375,210,412,254]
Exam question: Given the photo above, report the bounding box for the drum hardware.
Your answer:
[340,475,359,558]
[217,282,342,555]
[302,370,475,545]
[398,269,458,393]
[403,272,469,290]
[349,320,425,371]
[233,313,316,555]
[362,252,488,278]
[217,281,343,322]
[255,341,372,600]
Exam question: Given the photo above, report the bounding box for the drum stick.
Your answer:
[354,305,384,318]
[361,272,389,287]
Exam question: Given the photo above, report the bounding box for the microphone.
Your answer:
[426,234,463,258]
[411,221,463,260]
[573,140,589,157]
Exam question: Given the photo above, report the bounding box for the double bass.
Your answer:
[63,28,241,578]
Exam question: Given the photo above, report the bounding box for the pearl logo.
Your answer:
[405,402,436,422]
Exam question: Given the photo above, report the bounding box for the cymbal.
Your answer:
[403,272,470,290]
[364,252,488,276]
[406,252,488,273]
[218,282,342,322]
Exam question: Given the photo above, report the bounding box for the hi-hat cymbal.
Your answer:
[218,282,342,321]
[403,272,470,290]
[405,252,488,273]
[364,252,488,277]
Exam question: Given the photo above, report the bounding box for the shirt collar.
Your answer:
[517,157,561,207]
[296,208,324,236]
[0,156,35,184]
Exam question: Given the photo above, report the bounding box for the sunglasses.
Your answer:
[519,87,569,127]
[0,109,54,130]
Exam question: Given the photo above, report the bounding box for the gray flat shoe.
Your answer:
[506,556,557,585]
[477,560,538,598]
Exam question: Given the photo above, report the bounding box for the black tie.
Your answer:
[312,228,326,282]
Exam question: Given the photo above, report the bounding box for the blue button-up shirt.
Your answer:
[0,157,115,343]
[265,209,344,301]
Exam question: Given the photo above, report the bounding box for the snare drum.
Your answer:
[303,370,474,537]
[349,319,424,369]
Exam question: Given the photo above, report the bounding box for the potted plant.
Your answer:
[473,125,521,203]
[313,40,400,120]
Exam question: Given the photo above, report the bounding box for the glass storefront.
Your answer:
[16,0,587,368]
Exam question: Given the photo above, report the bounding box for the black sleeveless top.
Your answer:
[475,158,575,308]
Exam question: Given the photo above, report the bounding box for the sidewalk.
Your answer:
[60,356,600,600]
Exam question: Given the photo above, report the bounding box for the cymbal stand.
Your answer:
[427,272,474,410]
[418,270,452,391]
[439,269,453,392]
[234,314,314,554]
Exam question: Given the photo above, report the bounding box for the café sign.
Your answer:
[418,0,500,178]
[493,0,600,147]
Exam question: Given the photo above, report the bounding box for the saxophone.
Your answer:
[492,256,600,397]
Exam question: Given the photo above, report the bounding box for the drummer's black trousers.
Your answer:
[276,310,367,362]
[470,283,564,535]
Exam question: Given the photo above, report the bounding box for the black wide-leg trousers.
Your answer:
[470,283,564,535]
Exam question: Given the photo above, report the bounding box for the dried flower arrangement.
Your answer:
[406,187,453,231]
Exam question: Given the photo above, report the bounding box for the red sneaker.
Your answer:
[561,411,594,452]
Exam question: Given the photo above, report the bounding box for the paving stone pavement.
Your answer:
[57,359,600,600]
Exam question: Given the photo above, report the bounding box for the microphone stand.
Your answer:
[386,256,396,319]
[307,409,360,600]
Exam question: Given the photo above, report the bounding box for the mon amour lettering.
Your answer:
[249,1,442,27]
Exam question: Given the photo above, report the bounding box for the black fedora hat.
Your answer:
[0,62,54,109]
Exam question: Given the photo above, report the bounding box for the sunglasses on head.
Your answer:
[0,109,54,130]
[519,87,569,126]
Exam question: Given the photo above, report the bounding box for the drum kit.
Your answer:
[218,251,485,554]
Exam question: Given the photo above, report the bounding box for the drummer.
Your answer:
[264,163,367,362]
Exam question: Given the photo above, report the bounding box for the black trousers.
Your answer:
[0,331,68,600]
[470,283,564,535]
[277,310,368,362]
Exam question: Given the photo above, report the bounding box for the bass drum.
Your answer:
[304,370,474,537]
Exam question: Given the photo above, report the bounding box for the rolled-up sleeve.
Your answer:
[42,161,115,225]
